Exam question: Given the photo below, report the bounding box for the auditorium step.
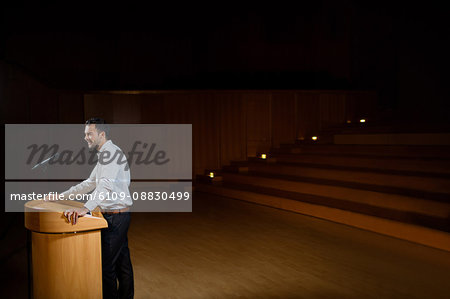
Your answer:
[205,172,450,222]
[228,160,450,196]
[271,144,450,175]
[196,181,450,252]
[197,143,450,251]
[259,153,450,176]
[274,144,450,159]
[334,133,450,145]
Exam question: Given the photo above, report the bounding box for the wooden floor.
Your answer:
[129,192,450,298]
[1,192,450,298]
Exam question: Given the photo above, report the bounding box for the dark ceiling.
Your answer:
[1,1,448,108]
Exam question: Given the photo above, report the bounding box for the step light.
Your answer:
[360,119,366,123]
[207,171,223,183]
[312,136,318,141]
[260,153,267,159]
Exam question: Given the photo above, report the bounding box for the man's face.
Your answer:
[84,124,104,150]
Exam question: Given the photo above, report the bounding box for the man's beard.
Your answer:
[87,141,100,153]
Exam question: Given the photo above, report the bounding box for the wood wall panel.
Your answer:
[345,91,378,121]
[359,91,378,120]
[244,93,271,157]
[112,94,142,123]
[3,62,59,123]
[58,93,85,123]
[3,60,377,177]
[163,93,193,124]
[271,93,296,148]
[4,76,30,123]
[83,90,377,177]
[319,92,346,129]
[29,85,58,123]
[191,94,220,175]
[141,94,165,123]
[296,92,320,139]
[218,93,246,166]
[84,94,114,122]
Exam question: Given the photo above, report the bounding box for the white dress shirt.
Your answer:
[61,140,132,211]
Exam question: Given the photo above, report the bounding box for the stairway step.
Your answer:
[275,144,450,159]
[334,133,450,145]
[242,169,450,203]
[196,183,450,252]
[238,162,450,196]
[219,172,450,219]
[230,160,450,200]
[224,181,450,232]
[265,153,450,176]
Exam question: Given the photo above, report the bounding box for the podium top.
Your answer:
[24,200,108,233]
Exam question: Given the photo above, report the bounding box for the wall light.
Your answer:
[312,136,318,141]
[209,172,215,178]
[360,119,366,123]
[261,153,267,159]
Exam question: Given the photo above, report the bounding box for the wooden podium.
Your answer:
[24,200,108,299]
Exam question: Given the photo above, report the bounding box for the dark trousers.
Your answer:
[101,212,134,299]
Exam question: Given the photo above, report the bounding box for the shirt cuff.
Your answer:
[84,200,98,212]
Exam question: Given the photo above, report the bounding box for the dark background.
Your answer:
[1,2,449,298]
[1,1,449,123]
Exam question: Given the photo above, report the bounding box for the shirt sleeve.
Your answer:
[60,165,97,201]
[84,157,121,211]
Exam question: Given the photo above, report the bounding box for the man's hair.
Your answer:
[85,118,110,139]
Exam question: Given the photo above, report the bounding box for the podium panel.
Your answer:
[24,200,108,299]
[32,231,102,299]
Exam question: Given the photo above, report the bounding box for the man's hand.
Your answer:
[64,207,89,225]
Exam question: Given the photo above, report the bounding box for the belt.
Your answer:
[101,207,130,214]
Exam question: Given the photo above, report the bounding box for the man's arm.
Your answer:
[63,151,124,224]
[44,165,97,202]
[65,157,121,224]
[60,165,98,200]
[84,162,120,211]
[55,166,97,224]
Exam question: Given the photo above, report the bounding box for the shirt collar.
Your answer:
[98,140,112,153]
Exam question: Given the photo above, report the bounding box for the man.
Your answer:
[52,118,134,299]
